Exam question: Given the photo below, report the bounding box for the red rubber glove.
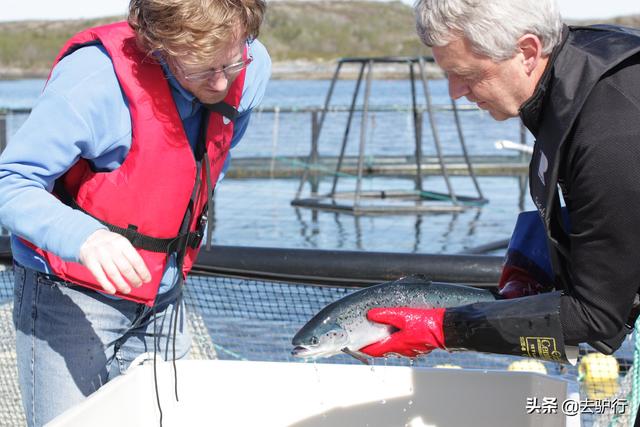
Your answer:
[498,265,546,299]
[359,307,446,358]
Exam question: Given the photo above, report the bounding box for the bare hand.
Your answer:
[79,229,152,294]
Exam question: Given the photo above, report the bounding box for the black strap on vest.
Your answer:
[53,181,205,254]
[202,101,238,122]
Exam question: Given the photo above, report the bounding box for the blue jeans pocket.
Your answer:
[36,274,64,288]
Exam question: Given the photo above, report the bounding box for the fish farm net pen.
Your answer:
[0,264,636,426]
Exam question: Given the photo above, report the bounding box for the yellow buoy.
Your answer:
[578,353,619,400]
[507,359,548,375]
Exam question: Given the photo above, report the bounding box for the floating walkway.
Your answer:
[227,154,529,179]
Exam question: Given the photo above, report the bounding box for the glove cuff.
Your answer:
[442,292,573,363]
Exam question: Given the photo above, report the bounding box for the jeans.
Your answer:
[12,263,191,427]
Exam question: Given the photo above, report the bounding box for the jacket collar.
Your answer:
[519,25,570,137]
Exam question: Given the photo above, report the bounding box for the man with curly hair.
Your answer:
[0,0,270,425]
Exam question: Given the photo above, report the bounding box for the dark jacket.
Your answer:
[520,25,640,345]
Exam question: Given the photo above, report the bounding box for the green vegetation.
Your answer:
[260,1,427,61]
[0,1,426,78]
[0,0,638,78]
[0,17,121,77]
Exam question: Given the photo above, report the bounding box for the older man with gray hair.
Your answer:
[361,0,640,381]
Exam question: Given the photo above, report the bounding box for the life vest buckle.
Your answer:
[188,213,208,249]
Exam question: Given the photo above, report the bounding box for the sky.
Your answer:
[2,0,640,22]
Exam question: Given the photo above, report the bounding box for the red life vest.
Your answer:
[25,22,245,306]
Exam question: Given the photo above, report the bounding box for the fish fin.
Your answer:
[341,348,370,365]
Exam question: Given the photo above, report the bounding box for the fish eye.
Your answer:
[310,336,319,345]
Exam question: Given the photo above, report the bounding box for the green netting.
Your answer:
[0,267,636,426]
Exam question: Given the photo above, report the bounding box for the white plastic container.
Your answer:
[47,359,571,427]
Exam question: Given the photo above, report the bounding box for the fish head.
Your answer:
[291,314,350,359]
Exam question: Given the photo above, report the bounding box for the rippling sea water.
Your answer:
[0,78,533,253]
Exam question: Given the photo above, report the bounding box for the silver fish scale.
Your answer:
[336,281,494,324]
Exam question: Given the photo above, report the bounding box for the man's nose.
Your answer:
[207,72,229,91]
[448,76,470,100]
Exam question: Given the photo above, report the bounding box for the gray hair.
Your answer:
[414,0,563,61]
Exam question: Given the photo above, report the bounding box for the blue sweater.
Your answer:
[0,39,271,291]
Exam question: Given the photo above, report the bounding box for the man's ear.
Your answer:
[517,34,544,75]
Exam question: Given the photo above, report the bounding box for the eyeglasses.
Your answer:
[178,53,253,82]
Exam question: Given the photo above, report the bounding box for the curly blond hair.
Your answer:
[128,0,265,65]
